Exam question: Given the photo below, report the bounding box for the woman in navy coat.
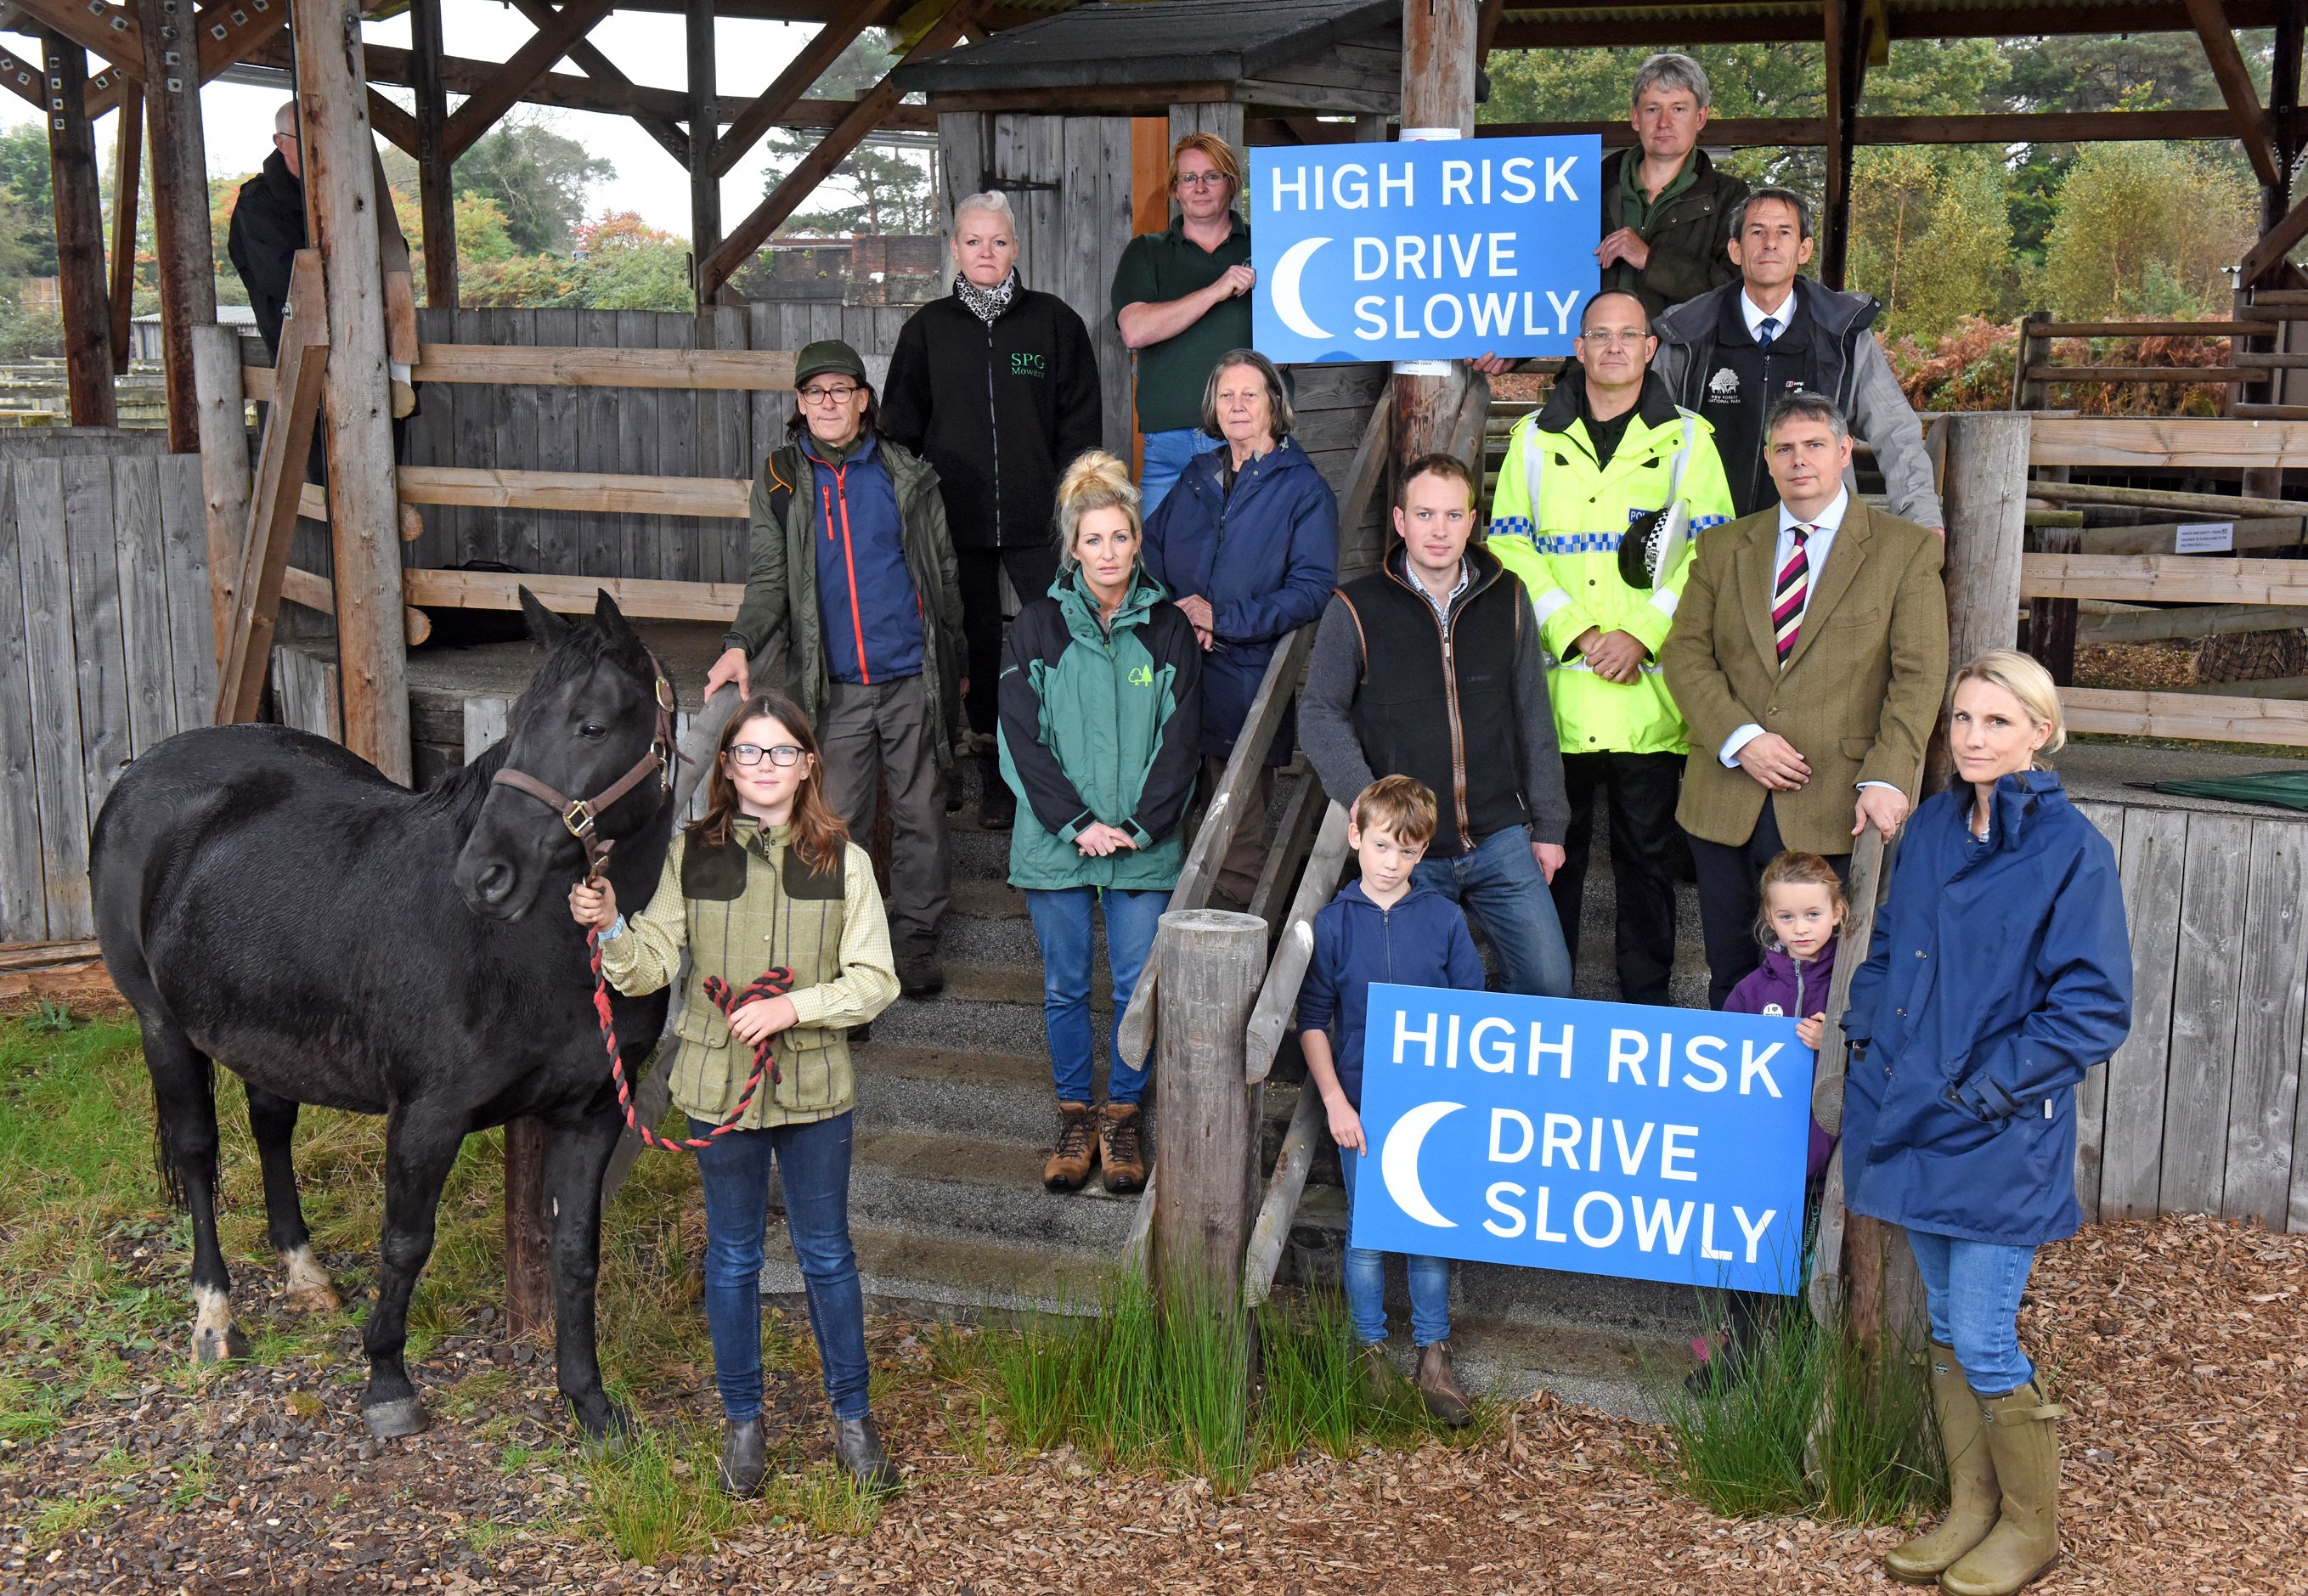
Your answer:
[1141,348,1337,905]
[1841,650,2130,1596]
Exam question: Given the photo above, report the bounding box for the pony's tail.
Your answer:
[150,1056,218,1215]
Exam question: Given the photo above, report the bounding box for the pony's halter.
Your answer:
[490,647,679,877]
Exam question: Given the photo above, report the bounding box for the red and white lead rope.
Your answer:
[587,924,792,1153]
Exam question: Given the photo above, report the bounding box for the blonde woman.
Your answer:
[1840,651,2131,1596]
[998,451,1202,1195]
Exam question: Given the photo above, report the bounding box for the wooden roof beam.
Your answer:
[439,0,617,161]
[708,0,906,179]
[1493,1,2283,48]
[2243,185,2308,283]
[9,0,138,70]
[699,0,985,302]
[2187,0,2283,187]
[503,0,689,166]
[88,0,289,119]
[0,37,42,106]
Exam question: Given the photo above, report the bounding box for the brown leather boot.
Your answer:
[1940,1379,2066,1596]
[1043,1102,1098,1191]
[1414,1340,1473,1428]
[1098,1102,1147,1193]
[1883,1343,1999,1584]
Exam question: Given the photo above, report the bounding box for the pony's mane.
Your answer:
[412,616,651,823]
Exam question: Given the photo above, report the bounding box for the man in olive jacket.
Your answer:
[704,340,965,996]
[1597,53,1748,318]
[1660,392,1948,1008]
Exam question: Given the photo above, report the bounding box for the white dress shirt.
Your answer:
[1717,488,1895,793]
[1741,286,1797,346]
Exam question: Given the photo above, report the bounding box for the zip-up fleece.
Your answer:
[1487,363,1736,756]
[1297,878,1486,1108]
[800,432,924,685]
[1598,146,1748,316]
[997,566,1205,893]
[725,429,964,766]
[1725,937,1841,1181]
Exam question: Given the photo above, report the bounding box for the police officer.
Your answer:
[1487,290,1735,1004]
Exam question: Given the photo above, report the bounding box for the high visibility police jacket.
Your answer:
[1487,366,1735,756]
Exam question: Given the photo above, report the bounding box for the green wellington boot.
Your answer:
[1939,1378,2067,1596]
[1883,1344,2000,1584]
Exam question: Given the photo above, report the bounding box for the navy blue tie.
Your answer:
[1757,316,1779,351]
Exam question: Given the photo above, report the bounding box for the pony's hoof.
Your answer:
[190,1323,248,1365]
[360,1397,428,1440]
[575,1401,635,1452]
[285,1284,341,1314]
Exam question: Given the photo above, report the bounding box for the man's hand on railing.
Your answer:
[703,646,750,702]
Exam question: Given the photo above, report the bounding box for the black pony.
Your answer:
[91,590,674,1441]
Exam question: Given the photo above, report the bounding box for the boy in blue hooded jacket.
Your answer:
[1298,775,1487,1426]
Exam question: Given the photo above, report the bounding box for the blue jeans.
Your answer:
[1411,826,1574,998]
[1339,1146,1452,1345]
[1138,427,1222,519]
[1025,886,1168,1104]
[1905,1228,2039,1394]
[690,1111,870,1422]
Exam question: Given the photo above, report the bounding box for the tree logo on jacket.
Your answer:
[1128,664,1154,687]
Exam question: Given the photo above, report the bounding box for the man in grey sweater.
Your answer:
[1299,453,1575,998]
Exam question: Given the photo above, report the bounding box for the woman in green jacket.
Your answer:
[1000,450,1203,1196]
[568,694,900,1499]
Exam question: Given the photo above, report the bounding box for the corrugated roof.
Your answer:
[898,0,1400,93]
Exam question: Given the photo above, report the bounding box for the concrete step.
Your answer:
[948,876,1027,922]
[762,1221,1109,1317]
[775,1125,1144,1253]
[855,1042,1068,1146]
[867,992,1053,1063]
[935,957,1110,1009]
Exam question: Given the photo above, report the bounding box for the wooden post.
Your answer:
[1392,1,1476,465]
[141,0,222,454]
[106,87,138,379]
[409,0,455,308]
[42,33,116,427]
[1922,412,2029,794]
[191,322,254,684]
[2011,309,2050,411]
[504,1117,553,1338]
[2272,0,2303,240]
[293,0,413,785]
[1149,909,1265,1306]
[2024,513,2084,685]
[1820,0,1867,290]
[686,0,719,304]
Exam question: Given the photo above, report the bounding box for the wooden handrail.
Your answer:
[1243,1080,1324,1309]
[2023,365,2258,385]
[1804,821,1893,1325]
[2021,552,2308,605]
[241,341,797,400]
[2026,479,2303,518]
[1243,800,1352,1085]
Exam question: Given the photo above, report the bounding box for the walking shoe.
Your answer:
[831,1413,900,1492]
[1098,1101,1147,1193]
[1357,1341,1402,1406]
[1883,1343,1999,1583]
[897,945,945,999]
[718,1416,765,1497]
[1414,1340,1474,1428]
[1940,1378,2066,1596]
[978,753,1014,830]
[1043,1102,1098,1190]
[1684,1327,1758,1396]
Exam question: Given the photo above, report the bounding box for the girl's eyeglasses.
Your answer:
[726,743,805,768]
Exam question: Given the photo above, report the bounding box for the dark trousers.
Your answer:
[1687,798,1849,1009]
[957,544,1061,736]
[1549,751,1685,1006]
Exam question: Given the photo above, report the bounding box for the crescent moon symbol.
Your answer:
[1271,236,1334,341]
[1380,1099,1463,1228]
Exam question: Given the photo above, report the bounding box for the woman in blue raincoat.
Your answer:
[1841,649,2130,1596]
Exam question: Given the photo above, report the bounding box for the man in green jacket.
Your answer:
[704,340,966,997]
[1597,52,1748,319]
[1487,290,1735,1003]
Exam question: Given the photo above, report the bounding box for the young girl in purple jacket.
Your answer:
[1691,851,1843,1390]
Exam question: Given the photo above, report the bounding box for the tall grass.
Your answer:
[1653,1289,1941,1525]
[978,1271,1466,1492]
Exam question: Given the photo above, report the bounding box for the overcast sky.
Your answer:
[0,10,840,240]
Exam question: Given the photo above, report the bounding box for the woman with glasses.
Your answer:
[1000,450,1201,1196]
[883,190,1103,833]
[569,693,900,1498]
[1111,133,1256,516]
[705,339,965,1002]
[1140,350,1337,908]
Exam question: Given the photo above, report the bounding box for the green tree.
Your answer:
[561,211,693,309]
[762,131,938,236]
[449,112,613,255]
[0,121,56,276]
[2040,143,2255,319]
[1849,145,2013,340]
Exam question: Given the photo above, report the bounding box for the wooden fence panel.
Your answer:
[2099,805,2187,1219]
[0,465,44,940]
[2160,815,2252,1215]
[155,454,217,735]
[531,305,582,580]
[492,306,542,575]
[110,456,174,758]
[2226,819,2307,1226]
[575,308,622,580]
[15,462,93,939]
[658,313,699,587]
[617,309,664,585]
[2071,799,2126,1225]
[62,456,129,828]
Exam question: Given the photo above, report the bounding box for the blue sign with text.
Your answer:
[1351,984,1816,1296]
[1249,135,1603,364]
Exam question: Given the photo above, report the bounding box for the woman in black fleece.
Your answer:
[881,191,1104,828]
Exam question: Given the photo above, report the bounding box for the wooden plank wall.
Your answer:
[0,448,216,941]
[1286,361,1389,575]
[2073,798,2308,1233]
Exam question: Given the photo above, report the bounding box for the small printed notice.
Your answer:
[2174,522,2235,554]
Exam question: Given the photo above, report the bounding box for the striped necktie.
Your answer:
[1757,316,1779,351]
[1773,525,1812,666]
